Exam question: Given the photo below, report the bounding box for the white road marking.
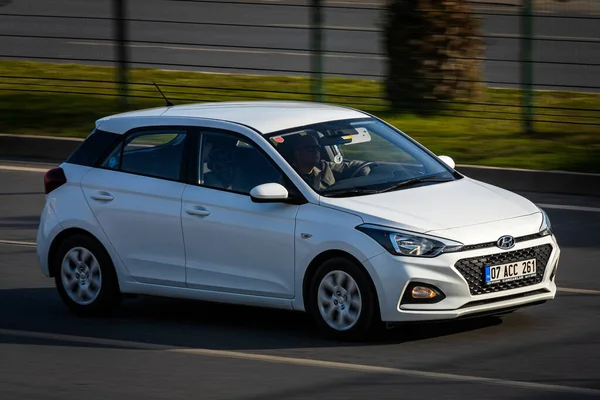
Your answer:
[0,328,599,395]
[457,163,600,176]
[245,0,594,13]
[267,27,600,42]
[0,165,49,173]
[538,203,600,213]
[67,41,384,60]
[489,33,600,43]
[113,18,597,42]
[328,1,380,5]
[266,23,379,31]
[0,239,37,247]
[69,34,599,61]
[557,287,600,295]
[258,1,522,12]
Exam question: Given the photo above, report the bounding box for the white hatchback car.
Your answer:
[37,101,560,340]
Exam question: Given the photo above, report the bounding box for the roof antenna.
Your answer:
[153,82,174,106]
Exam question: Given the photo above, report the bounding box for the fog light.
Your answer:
[400,282,446,305]
[412,286,438,299]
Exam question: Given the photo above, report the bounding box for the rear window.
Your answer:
[66,129,122,167]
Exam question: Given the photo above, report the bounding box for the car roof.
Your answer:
[95,100,369,135]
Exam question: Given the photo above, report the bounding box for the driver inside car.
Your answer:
[290,134,370,191]
[203,140,241,191]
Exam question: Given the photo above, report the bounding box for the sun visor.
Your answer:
[319,127,372,146]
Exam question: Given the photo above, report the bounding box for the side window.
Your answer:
[200,132,283,195]
[101,129,187,181]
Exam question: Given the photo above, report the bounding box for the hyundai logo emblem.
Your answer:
[496,235,515,250]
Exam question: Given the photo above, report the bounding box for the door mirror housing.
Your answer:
[438,155,456,169]
[250,183,289,203]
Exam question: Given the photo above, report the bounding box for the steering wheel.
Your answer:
[350,161,379,178]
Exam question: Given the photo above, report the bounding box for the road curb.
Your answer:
[1,133,599,197]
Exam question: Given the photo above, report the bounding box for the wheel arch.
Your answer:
[301,249,380,312]
[47,227,106,277]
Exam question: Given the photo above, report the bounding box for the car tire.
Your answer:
[307,257,381,341]
[53,234,122,316]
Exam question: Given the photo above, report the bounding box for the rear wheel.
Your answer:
[53,234,122,315]
[308,257,381,341]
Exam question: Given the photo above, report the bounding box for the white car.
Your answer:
[37,101,560,340]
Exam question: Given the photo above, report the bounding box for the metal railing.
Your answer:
[0,0,599,133]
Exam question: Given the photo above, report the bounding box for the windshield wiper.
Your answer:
[321,175,452,197]
[321,186,381,197]
[377,175,453,193]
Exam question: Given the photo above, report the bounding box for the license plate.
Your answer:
[485,258,537,285]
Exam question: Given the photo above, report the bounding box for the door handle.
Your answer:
[91,192,114,202]
[185,206,210,217]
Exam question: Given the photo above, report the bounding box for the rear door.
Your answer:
[80,127,191,287]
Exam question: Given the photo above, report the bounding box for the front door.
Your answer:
[181,130,299,298]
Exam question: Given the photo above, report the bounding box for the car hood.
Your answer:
[318,177,541,237]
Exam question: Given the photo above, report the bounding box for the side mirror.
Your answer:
[250,183,289,203]
[438,155,456,169]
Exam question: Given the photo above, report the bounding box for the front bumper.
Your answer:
[363,234,560,323]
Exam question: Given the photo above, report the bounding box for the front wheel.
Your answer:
[53,234,122,316]
[308,257,381,341]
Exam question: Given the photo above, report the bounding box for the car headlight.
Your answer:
[539,207,552,236]
[356,224,463,257]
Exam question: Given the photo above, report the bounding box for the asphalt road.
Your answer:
[1,159,600,399]
[0,0,599,91]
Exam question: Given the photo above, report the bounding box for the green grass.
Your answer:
[1,60,599,173]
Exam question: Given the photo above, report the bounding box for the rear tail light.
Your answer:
[44,167,67,194]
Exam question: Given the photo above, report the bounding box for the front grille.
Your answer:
[460,232,546,252]
[454,244,553,295]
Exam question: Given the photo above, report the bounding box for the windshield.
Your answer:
[265,117,459,197]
